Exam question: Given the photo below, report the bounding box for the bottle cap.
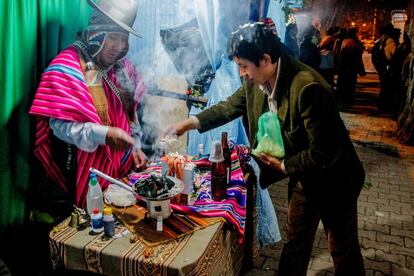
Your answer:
[92,207,99,214]
[90,178,98,186]
[209,140,224,162]
[89,172,96,179]
[103,207,113,216]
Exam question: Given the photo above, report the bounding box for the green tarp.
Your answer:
[0,0,91,234]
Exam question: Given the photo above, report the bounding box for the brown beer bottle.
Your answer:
[209,140,227,201]
[221,132,231,186]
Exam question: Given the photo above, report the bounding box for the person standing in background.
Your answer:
[299,27,321,71]
[336,28,365,102]
[284,23,299,59]
[318,27,337,87]
[374,23,398,112]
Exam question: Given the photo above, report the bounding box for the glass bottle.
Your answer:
[221,132,231,186]
[209,140,227,201]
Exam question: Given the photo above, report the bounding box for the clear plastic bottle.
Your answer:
[86,172,103,216]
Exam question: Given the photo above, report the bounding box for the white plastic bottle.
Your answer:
[91,207,104,233]
[198,143,204,155]
[86,172,103,215]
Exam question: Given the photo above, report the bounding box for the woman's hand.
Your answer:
[105,127,134,150]
[133,148,147,171]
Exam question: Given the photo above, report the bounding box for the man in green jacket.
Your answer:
[168,22,365,276]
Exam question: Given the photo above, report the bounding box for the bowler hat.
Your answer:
[87,0,141,37]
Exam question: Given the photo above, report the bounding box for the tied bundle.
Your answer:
[161,153,192,180]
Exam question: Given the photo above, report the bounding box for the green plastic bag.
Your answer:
[252,111,285,158]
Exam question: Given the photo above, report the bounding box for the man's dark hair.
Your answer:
[227,22,282,67]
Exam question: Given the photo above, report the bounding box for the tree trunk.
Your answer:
[396,55,414,143]
[396,2,414,144]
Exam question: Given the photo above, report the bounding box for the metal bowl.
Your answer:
[140,176,184,219]
[137,176,184,201]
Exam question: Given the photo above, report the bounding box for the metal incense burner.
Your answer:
[139,176,183,219]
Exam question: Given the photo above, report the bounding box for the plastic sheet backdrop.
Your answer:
[249,158,281,249]
[128,0,250,155]
[188,0,250,154]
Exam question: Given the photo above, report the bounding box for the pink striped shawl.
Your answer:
[30,46,144,207]
[128,150,248,242]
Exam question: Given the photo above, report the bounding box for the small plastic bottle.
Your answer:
[196,143,209,159]
[198,143,204,156]
[86,172,103,216]
[91,207,103,233]
[103,207,115,237]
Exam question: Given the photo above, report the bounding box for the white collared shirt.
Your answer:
[258,57,281,113]
[49,118,142,152]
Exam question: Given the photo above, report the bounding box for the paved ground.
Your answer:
[246,73,414,276]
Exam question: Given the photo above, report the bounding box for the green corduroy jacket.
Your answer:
[196,55,364,202]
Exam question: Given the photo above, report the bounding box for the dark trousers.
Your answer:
[378,71,402,116]
[336,70,357,101]
[320,68,335,88]
[277,183,365,276]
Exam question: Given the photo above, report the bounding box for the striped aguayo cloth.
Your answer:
[110,204,224,246]
[49,147,257,275]
[128,149,248,242]
[49,216,243,276]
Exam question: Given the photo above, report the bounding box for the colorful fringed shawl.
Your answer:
[128,150,248,241]
[30,45,144,207]
[172,150,247,241]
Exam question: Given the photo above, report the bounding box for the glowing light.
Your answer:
[287,14,297,25]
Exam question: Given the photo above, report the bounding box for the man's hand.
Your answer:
[164,118,197,137]
[105,127,135,150]
[133,148,147,171]
[254,153,285,174]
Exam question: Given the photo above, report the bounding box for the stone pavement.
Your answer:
[245,73,414,276]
